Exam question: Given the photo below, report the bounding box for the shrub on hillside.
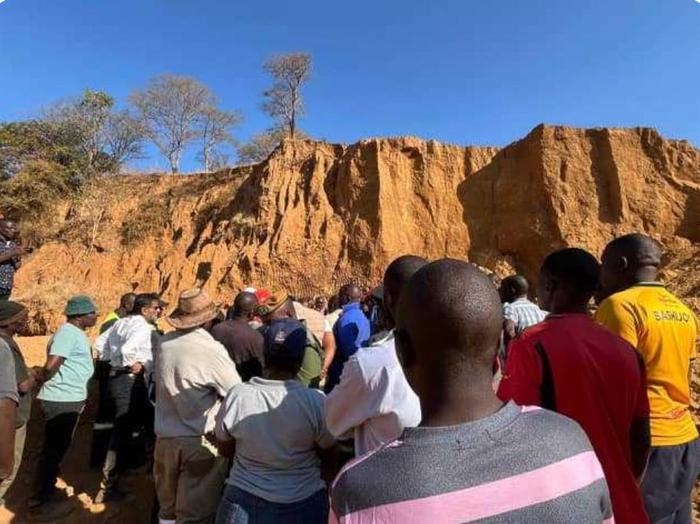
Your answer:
[0,159,77,245]
[119,199,170,246]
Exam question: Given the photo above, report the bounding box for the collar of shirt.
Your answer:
[342,302,362,313]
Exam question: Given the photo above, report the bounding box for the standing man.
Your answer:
[499,275,547,347]
[325,284,370,392]
[596,233,700,524]
[325,256,424,456]
[0,220,28,301]
[0,306,19,500]
[498,248,650,523]
[154,289,241,524]
[211,291,265,381]
[31,296,97,515]
[96,292,163,503]
[292,300,336,385]
[330,260,613,523]
[0,301,33,508]
[100,293,137,334]
[91,292,137,468]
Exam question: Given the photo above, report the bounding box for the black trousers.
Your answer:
[90,360,116,469]
[101,372,152,491]
[35,400,84,501]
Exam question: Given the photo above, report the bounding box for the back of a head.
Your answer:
[133,293,160,315]
[541,248,600,301]
[339,283,363,305]
[233,291,258,318]
[263,318,307,372]
[501,275,529,301]
[383,255,429,318]
[604,233,662,268]
[397,259,502,377]
[120,292,137,311]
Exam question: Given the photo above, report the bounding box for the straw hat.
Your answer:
[167,288,219,330]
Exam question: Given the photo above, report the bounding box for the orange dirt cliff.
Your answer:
[8,124,700,335]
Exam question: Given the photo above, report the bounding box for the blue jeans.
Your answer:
[215,485,328,524]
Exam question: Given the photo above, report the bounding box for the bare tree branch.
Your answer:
[262,53,311,138]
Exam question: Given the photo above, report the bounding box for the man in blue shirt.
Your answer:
[326,284,370,392]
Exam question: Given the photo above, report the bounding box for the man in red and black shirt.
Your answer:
[498,248,650,524]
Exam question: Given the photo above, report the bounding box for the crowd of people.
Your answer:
[0,215,698,524]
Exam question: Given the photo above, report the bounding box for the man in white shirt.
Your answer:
[96,293,163,503]
[325,256,426,456]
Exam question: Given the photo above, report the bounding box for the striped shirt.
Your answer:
[503,297,547,335]
[330,402,613,523]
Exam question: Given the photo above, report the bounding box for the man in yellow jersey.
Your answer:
[596,233,699,524]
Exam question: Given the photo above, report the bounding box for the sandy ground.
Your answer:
[0,337,155,524]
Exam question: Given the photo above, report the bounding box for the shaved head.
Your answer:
[600,233,663,299]
[603,233,662,267]
[233,291,259,319]
[383,255,429,324]
[396,259,503,425]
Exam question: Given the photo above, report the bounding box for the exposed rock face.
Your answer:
[10,125,700,333]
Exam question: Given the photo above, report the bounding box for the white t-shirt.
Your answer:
[215,377,335,503]
[325,331,422,456]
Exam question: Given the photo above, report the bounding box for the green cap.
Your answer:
[65,295,97,316]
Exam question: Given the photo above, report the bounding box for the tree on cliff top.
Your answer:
[262,53,311,139]
[197,106,242,172]
[130,74,241,173]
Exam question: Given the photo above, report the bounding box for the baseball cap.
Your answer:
[263,318,307,363]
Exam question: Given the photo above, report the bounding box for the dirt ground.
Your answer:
[0,337,155,524]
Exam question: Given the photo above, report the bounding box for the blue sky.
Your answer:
[1,0,699,171]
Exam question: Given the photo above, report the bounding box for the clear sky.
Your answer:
[1,0,699,171]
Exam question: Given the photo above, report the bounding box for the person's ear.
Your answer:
[618,256,630,272]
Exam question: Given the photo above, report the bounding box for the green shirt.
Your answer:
[38,323,94,403]
[296,325,323,388]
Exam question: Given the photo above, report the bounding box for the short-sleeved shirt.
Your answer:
[38,323,94,403]
[155,328,241,438]
[497,314,649,524]
[331,403,612,523]
[502,297,547,335]
[211,318,265,382]
[328,303,371,390]
[0,335,31,427]
[596,283,699,447]
[215,377,335,503]
[0,237,19,294]
[0,342,18,405]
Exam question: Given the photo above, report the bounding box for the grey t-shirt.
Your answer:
[154,328,241,438]
[215,377,335,503]
[0,341,18,406]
